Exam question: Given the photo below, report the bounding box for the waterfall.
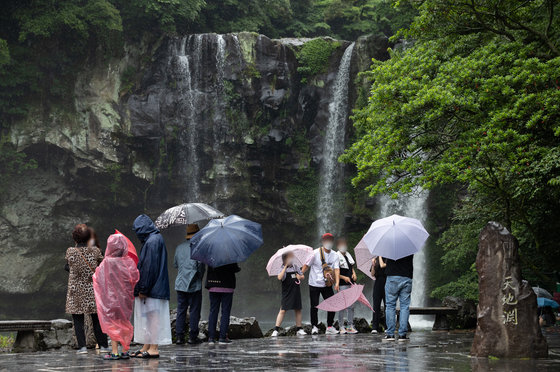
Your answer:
[378,192,433,329]
[213,34,230,202]
[316,43,355,237]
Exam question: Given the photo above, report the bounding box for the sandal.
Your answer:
[137,351,160,359]
[120,351,130,359]
[130,350,143,357]
[103,353,121,360]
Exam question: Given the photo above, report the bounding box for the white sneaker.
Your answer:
[98,346,111,353]
[325,326,339,335]
[311,326,319,335]
[346,327,358,334]
[271,330,279,337]
[296,329,307,336]
[339,328,347,334]
[371,329,378,334]
[76,347,88,354]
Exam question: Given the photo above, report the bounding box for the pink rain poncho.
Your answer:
[93,233,139,349]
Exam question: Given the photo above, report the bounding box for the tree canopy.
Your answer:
[343,0,560,298]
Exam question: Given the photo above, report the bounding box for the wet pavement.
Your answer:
[1,330,559,371]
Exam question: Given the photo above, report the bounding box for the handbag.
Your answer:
[320,248,335,287]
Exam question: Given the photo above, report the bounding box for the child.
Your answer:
[271,252,307,336]
[336,237,358,334]
[93,234,140,360]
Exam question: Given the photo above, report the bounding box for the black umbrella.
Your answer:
[154,203,225,230]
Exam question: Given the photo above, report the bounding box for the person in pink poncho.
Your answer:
[93,233,139,360]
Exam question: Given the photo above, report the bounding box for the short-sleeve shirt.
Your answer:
[305,247,340,288]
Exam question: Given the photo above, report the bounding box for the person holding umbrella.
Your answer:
[302,233,340,335]
[131,214,172,358]
[174,224,205,345]
[336,237,359,334]
[206,263,241,344]
[370,256,386,334]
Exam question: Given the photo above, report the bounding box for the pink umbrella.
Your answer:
[316,284,374,312]
[354,239,374,279]
[266,245,313,276]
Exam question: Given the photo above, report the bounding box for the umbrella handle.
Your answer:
[295,279,301,285]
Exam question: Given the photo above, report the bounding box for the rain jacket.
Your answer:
[93,234,139,349]
[133,214,170,300]
[174,240,206,293]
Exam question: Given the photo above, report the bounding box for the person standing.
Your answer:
[93,234,140,360]
[336,238,358,334]
[271,252,307,337]
[206,263,241,344]
[371,256,387,334]
[65,224,109,354]
[174,224,205,345]
[302,233,340,335]
[131,214,172,358]
[383,254,413,342]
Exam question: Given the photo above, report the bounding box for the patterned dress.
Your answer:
[65,246,103,314]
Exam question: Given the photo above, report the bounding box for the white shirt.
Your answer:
[305,247,340,288]
[337,251,355,269]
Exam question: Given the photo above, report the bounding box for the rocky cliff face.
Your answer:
[0,32,389,319]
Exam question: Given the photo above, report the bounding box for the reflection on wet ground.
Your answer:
[1,330,559,371]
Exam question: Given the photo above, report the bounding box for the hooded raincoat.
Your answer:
[92,234,139,349]
[133,214,170,300]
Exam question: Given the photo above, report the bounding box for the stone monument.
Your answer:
[471,222,548,358]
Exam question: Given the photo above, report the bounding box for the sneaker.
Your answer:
[271,330,279,337]
[175,338,185,345]
[76,347,88,354]
[398,335,410,342]
[187,338,203,345]
[371,329,378,334]
[103,353,120,360]
[296,329,307,336]
[219,338,232,344]
[346,327,358,334]
[311,326,319,335]
[99,346,111,353]
[382,335,396,342]
[339,328,347,334]
[207,339,215,345]
[325,326,339,335]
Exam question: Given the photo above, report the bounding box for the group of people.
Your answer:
[64,215,240,361]
[272,233,415,342]
[65,216,415,361]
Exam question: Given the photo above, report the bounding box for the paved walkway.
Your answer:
[1,330,559,371]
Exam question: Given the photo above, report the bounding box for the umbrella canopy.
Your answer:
[316,284,374,312]
[361,214,429,260]
[537,297,559,309]
[266,245,313,276]
[154,203,224,230]
[190,215,263,267]
[533,287,553,300]
[354,240,375,280]
[115,229,138,265]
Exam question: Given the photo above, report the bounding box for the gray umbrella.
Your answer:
[154,203,225,230]
[532,287,553,299]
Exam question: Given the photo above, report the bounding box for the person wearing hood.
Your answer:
[174,224,205,345]
[130,214,172,358]
[93,234,139,360]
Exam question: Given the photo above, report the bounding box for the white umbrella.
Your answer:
[362,214,429,260]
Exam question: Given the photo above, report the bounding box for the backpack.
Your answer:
[320,248,335,287]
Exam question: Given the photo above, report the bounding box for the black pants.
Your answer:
[72,314,108,348]
[371,276,386,330]
[309,285,335,326]
[176,290,202,341]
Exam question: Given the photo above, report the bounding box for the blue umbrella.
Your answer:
[537,297,559,309]
[190,215,263,267]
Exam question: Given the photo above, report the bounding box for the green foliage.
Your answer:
[120,65,137,96]
[296,39,341,83]
[0,136,37,199]
[0,334,14,351]
[343,0,560,299]
[286,169,319,222]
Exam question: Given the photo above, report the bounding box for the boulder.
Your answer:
[200,316,263,339]
[443,296,477,329]
[471,222,548,358]
[352,318,372,333]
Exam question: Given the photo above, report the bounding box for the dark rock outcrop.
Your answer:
[443,296,477,329]
[470,222,548,358]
